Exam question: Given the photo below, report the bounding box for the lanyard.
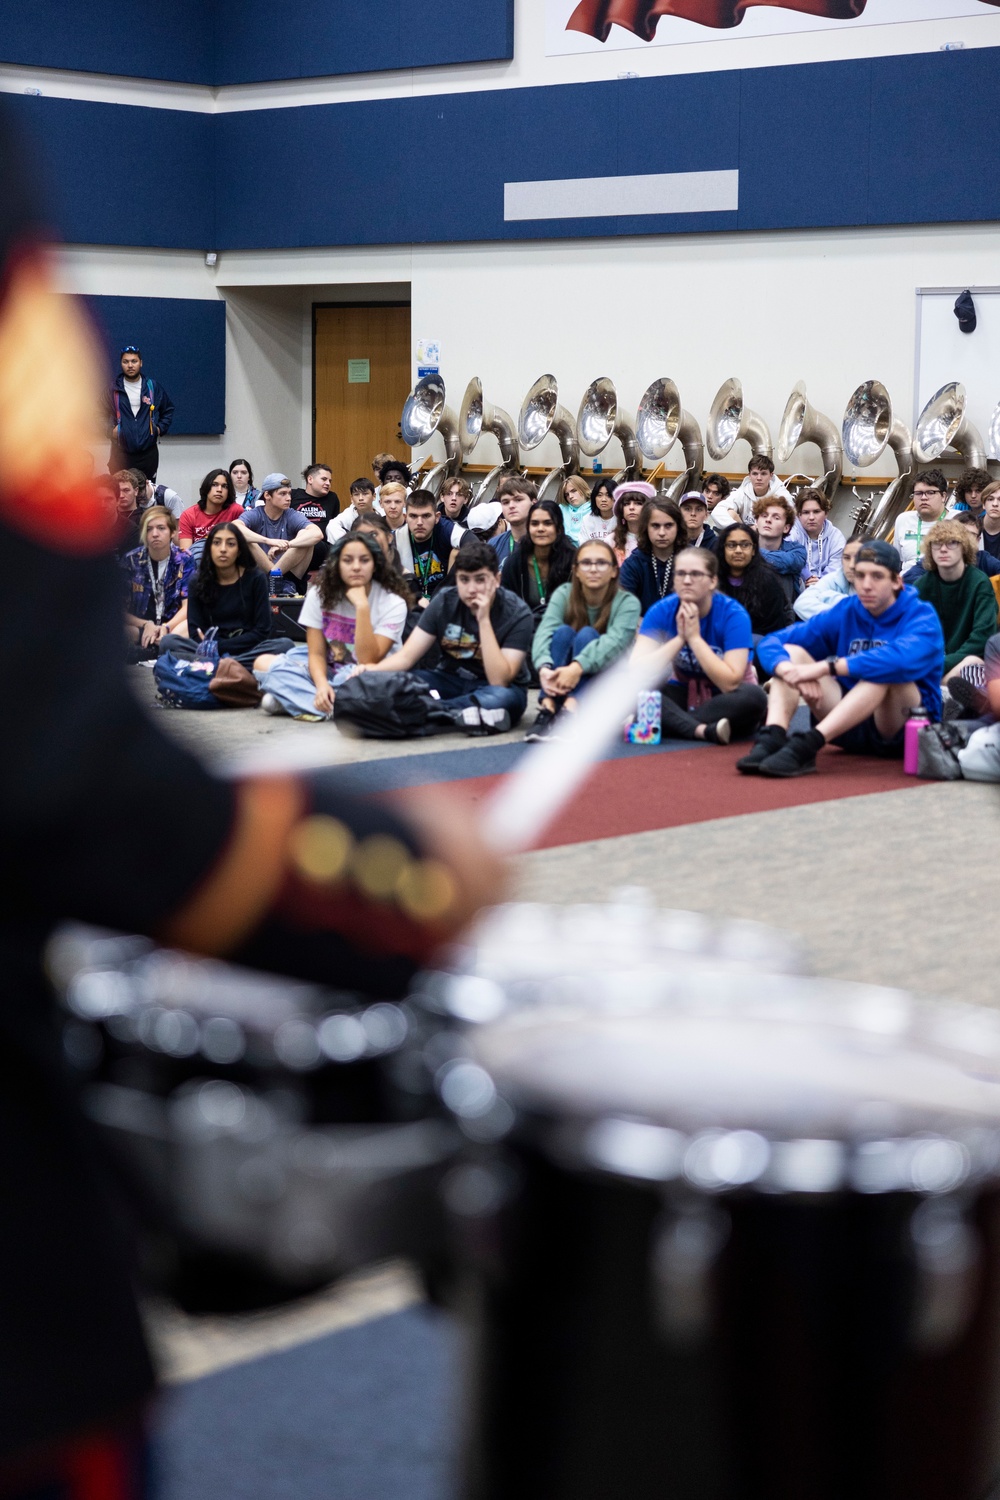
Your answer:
[653,553,673,598]
[530,555,547,606]
[414,544,435,595]
[147,553,167,622]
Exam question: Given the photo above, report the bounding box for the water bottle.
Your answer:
[625,691,662,745]
[269,568,283,618]
[194,627,219,669]
[903,705,929,775]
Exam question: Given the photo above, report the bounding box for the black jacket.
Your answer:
[187,567,270,655]
[107,372,174,456]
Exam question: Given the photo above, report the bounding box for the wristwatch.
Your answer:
[826,655,839,676]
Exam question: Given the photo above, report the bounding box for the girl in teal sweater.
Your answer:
[526,539,641,740]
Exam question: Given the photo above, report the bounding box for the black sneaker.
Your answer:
[946,674,987,719]
[736,724,787,774]
[757,731,820,778]
[524,707,556,742]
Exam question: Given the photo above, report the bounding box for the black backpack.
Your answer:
[332,671,459,739]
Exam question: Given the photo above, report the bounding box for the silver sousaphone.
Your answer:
[400,374,462,496]
[635,378,704,500]
[989,397,1000,466]
[518,374,580,505]
[912,382,988,469]
[459,377,521,503]
[775,381,843,500]
[842,379,913,539]
[705,377,772,463]
[576,377,639,483]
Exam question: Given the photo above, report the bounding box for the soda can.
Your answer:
[625,690,662,745]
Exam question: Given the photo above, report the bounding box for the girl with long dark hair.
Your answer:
[579,476,618,545]
[257,532,410,719]
[610,486,646,561]
[158,522,294,666]
[526,539,641,740]
[716,523,792,636]
[177,468,244,556]
[500,500,577,622]
[619,495,686,615]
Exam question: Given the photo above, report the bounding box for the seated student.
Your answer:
[754,495,807,606]
[952,466,992,519]
[327,477,381,542]
[466,501,505,544]
[710,455,793,530]
[112,469,143,558]
[908,519,998,679]
[377,481,412,569]
[177,469,245,560]
[491,476,536,568]
[137,473,185,520]
[121,505,195,657]
[379,458,412,492]
[791,488,845,586]
[526,539,640,740]
[256,533,408,719]
[950,508,1000,577]
[371,450,395,495]
[237,473,323,589]
[229,457,260,508]
[679,491,718,554]
[357,536,533,734]
[609,484,646,562]
[979,482,1000,562]
[159,522,294,666]
[620,495,685,615]
[630,548,767,744]
[291,462,340,529]
[701,472,730,518]
[579,476,618,545]
[500,499,576,624]
[794,535,862,619]
[405,488,464,609]
[560,473,593,544]
[716,523,793,636]
[439,476,473,525]
[349,510,400,565]
[743,539,944,778]
[890,468,954,571]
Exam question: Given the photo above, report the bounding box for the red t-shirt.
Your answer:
[178,501,244,543]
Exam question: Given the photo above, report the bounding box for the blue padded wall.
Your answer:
[85,297,227,436]
[0,0,514,85]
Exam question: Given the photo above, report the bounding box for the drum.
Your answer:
[426,962,1000,1500]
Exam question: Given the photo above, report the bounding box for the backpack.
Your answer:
[332,671,459,739]
[153,652,220,710]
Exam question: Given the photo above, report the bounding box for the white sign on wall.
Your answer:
[546,0,996,54]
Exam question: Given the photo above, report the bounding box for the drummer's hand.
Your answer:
[395,786,510,940]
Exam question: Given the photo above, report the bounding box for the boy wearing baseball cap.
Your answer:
[742,539,944,777]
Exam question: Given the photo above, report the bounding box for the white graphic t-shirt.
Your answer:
[298,581,407,667]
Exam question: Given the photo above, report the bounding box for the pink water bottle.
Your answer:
[903,706,929,775]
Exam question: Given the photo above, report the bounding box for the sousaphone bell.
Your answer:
[775,381,843,500]
[459,377,521,504]
[576,377,639,482]
[989,397,1000,465]
[706,377,772,463]
[400,374,462,497]
[635,378,704,500]
[842,379,913,539]
[913,382,988,469]
[518,374,580,505]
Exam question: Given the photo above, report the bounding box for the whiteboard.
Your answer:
[915,286,1000,460]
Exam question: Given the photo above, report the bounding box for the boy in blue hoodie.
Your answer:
[741,539,944,777]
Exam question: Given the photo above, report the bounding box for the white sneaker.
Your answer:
[460,706,482,729]
[261,693,284,716]
[478,707,511,734]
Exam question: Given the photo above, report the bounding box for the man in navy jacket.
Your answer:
[740,539,944,778]
[106,346,173,479]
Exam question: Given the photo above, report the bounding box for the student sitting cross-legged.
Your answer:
[630,547,767,744]
[525,539,640,741]
[354,536,534,735]
[742,538,944,778]
[158,522,295,667]
[255,533,409,719]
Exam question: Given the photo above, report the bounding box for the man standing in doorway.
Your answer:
[107,346,173,480]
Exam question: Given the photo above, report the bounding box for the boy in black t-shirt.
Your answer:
[357,536,533,733]
[291,462,341,527]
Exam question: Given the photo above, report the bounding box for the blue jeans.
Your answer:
[546,625,599,700]
[412,667,527,724]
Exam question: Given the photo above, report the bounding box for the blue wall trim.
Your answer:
[85,297,227,436]
[0,1,514,85]
[11,47,1000,250]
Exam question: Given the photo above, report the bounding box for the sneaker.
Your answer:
[460,706,482,731]
[478,706,512,735]
[261,692,283,716]
[757,731,821,778]
[736,724,787,774]
[703,717,731,746]
[524,707,556,743]
[946,673,987,718]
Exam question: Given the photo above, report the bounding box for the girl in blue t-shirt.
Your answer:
[631,547,768,743]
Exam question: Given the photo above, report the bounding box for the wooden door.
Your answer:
[313,304,411,507]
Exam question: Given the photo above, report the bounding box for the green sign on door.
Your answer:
[347,358,371,383]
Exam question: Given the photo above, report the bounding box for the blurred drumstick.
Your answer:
[482,652,664,856]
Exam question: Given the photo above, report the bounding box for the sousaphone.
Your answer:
[705,377,771,463]
[842,379,913,539]
[775,381,843,500]
[989,397,1000,464]
[459,377,521,503]
[518,373,580,505]
[635,378,704,500]
[576,377,639,482]
[400,374,462,496]
[913,382,988,469]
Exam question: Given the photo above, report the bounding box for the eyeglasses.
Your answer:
[675,569,711,581]
[725,540,753,549]
[913,488,942,499]
[577,559,613,570]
